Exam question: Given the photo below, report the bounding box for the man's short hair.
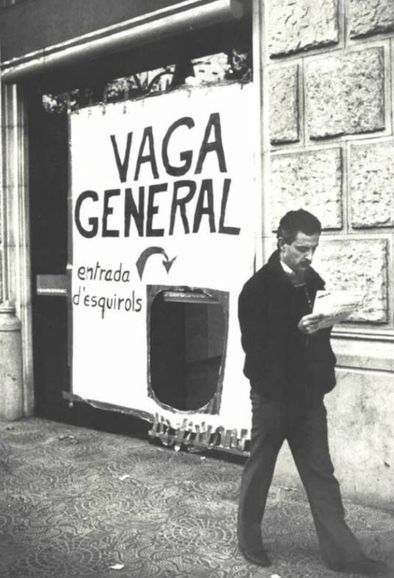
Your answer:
[277,209,322,245]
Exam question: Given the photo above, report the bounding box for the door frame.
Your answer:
[0,0,263,418]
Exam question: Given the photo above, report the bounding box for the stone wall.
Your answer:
[265,0,393,331]
[263,0,394,506]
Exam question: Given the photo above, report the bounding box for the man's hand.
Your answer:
[298,313,324,335]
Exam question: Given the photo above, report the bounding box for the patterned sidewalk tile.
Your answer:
[0,418,393,578]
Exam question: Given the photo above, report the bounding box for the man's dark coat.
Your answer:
[238,250,337,401]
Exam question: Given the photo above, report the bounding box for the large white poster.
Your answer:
[70,82,257,435]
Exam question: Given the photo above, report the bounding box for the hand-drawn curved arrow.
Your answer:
[136,246,177,280]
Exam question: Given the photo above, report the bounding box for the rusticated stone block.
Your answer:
[316,239,388,323]
[305,48,385,139]
[270,148,343,230]
[269,65,299,144]
[350,141,394,228]
[268,0,339,56]
[350,0,394,38]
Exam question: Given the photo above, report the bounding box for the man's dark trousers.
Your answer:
[238,390,364,567]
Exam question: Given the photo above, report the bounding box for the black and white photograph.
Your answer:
[0,0,393,576]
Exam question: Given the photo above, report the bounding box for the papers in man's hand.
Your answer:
[312,290,364,329]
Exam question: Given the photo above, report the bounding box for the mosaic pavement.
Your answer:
[0,418,393,578]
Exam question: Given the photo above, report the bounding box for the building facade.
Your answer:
[0,0,393,508]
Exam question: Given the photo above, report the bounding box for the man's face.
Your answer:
[279,231,320,272]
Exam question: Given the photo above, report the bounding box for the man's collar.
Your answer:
[279,259,294,275]
[280,258,306,285]
[266,250,325,291]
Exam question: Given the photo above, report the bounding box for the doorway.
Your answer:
[25,15,251,428]
[28,91,69,420]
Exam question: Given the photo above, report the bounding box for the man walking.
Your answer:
[237,209,388,576]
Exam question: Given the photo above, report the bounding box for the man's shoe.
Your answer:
[328,556,389,576]
[239,546,271,567]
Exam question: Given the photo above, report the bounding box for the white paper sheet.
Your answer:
[312,290,364,329]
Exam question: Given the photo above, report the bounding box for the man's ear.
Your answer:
[278,237,286,251]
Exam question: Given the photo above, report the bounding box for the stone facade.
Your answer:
[305,48,385,139]
[269,65,299,144]
[270,149,342,229]
[263,0,394,509]
[350,140,394,228]
[265,1,394,335]
[349,0,394,38]
[317,239,388,323]
[268,0,339,56]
